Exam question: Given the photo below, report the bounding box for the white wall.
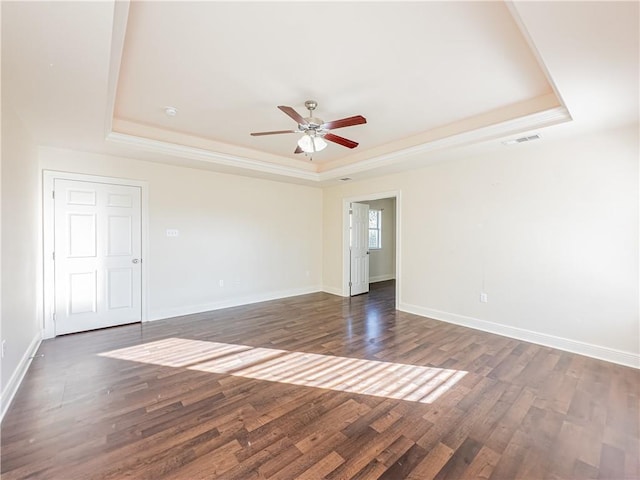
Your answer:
[361,198,396,282]
[323,125,639,367]
[2,119,638,421]
[1,106,42,416]
[40,148,323,322]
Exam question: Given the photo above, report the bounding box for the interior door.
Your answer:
[350,202,370,296]
[53,179,142,335]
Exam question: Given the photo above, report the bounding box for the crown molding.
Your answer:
[318,105,572,181]
[106,104,571,184]
[104,0,130,140]
[106,132,321,182]
[505,1,571,119]
[112,118,316,172]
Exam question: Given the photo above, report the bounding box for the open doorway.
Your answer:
[342,191,400,308]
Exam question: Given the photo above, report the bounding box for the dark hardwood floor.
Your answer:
[2,280,638,479]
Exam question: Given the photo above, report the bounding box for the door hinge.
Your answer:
[52,190,55,199]
[349,281,352,287]
[52,312,56,323]
[349,209,352,214]
[52,251,55,260]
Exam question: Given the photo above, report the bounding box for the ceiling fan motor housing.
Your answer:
[302,117,324,131]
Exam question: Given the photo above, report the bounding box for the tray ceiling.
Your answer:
[4,1,637,184]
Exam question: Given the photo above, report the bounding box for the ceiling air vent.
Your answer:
[502,134,541,146]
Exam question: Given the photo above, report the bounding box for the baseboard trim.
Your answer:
[147,285,323,321]
[399,303,640,369]
[322,286,344,297]
[370,275,395,283]
[1,333,43,421]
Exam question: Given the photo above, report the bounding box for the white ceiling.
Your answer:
[2,1,638,185]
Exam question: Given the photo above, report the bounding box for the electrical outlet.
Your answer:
[219,279,224,287]
[166,229,179,237]
[480,292,488,303]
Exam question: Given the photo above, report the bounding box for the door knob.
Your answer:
[132,258,139,264]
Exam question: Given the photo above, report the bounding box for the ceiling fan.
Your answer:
[250,100,367,155]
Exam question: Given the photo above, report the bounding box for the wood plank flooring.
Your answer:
[2,281,639,479]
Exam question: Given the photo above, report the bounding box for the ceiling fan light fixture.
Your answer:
[297,134,327,153]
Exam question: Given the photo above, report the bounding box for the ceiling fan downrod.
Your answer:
[302,100,323,129]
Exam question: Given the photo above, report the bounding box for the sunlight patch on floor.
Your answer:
[100,338,467,404]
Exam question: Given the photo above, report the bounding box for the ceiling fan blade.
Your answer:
[324,132,359,149]
[294,146,303,154]
[278,106,309,125]
[250,130,298,136]
[322,115,367,130]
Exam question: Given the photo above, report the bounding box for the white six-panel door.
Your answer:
[350,202,370,296]
[54,179,142,335]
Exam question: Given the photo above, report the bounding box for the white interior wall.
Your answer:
[323,124,639,367]
[361,198,396,282]
[1,121,638,421]
[1,106,42,416]
[39,147,323,322]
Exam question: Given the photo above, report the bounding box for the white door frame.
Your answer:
[342,190,401,308]
[42,170,149,339]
